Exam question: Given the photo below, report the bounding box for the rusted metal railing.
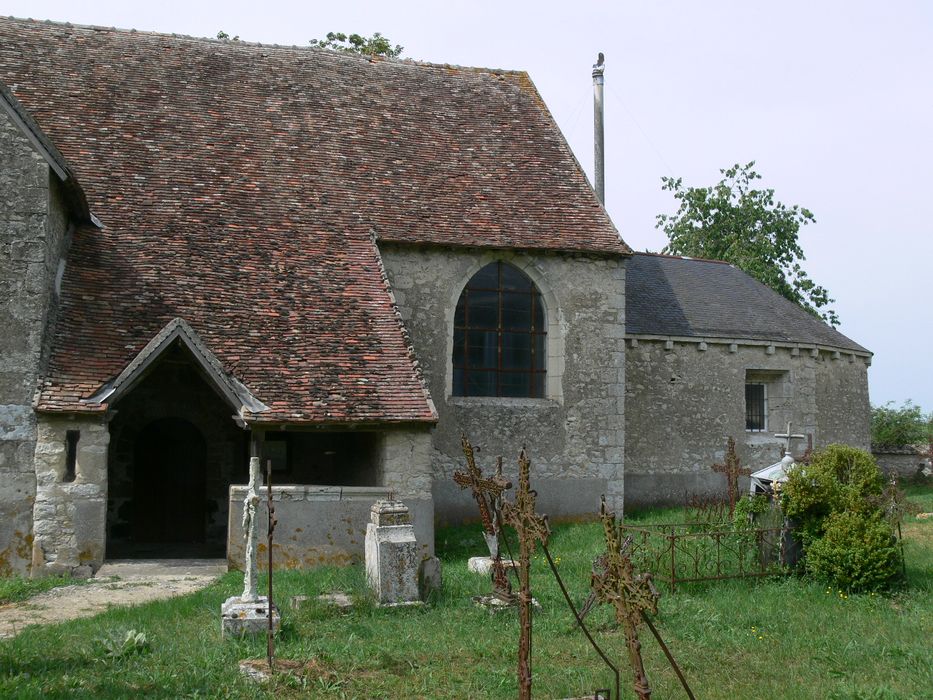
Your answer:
[620,523,793,593]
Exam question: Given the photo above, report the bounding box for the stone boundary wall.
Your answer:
[872,446,931,480]
[226,485,433,570]
[625,336,871,507]
[380,245,626,521]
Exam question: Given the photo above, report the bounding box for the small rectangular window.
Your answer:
[64,430,79,482]
[745,384,767,431]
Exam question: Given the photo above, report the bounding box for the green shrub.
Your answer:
[733,494,769,527]
[805,511,900,591]
[782,444,885,543]
[781,444,900,590]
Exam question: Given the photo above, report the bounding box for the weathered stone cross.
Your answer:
[775,421,806,457]
[590,496,660,700]
[711,436,752,516]
[454,436,513,600]
[500,448,550,700]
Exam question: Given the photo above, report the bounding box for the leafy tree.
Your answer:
[310,32,403,58]
[215,30,239,41]
[657,162,838,325]
[871,400,931,447]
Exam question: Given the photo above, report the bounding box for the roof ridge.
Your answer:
[633,250,733,265]
[0,15,528,77]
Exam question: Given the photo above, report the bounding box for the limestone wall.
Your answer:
[625,338,871,506]
[378,428,434,548]
[31,415,109,576]
[872,447,931,480]
[379,244,626,521]
[226,485,430,569]
[0,109,69,574]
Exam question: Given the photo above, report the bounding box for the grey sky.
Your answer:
[8,0,931,411]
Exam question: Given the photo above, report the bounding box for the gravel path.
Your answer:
[0,559,227,639]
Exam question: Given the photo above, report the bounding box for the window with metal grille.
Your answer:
[745,383,767,431]
[452,262,546,398]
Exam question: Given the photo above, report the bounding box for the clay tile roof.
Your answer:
[625,253,870,354]
[1,17,624,421]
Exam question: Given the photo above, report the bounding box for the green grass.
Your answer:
[1,485,931,699]
[0,574,86,605]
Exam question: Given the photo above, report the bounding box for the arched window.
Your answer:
[453,262,546,397]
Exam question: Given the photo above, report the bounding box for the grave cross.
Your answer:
[775,421,806,457]
[454,437,514,600]
[500,448,550,700]
[711,437,752,517]
[591,496,660,700]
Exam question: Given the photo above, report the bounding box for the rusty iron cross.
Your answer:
[455,436,514,600]
[500,448,550,700]
[711,436,752,517]
[591,496,660,700]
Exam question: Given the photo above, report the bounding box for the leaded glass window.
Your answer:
[452,262,546,397]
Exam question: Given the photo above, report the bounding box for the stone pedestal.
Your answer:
[365,500,421,606]
[467,556,517,575]
[220,596,280,638]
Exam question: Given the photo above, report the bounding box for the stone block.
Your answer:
[0,404,34,441]
[365,499,421,606]
[220,596,281,638]
[467,556,516,575]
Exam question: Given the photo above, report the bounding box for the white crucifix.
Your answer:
[774,422,806,458]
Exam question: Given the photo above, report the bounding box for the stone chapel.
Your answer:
[0,18,871,577]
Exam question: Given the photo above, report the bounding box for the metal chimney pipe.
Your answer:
[592,52,605,204]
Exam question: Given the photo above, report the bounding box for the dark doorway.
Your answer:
[131,417,207,549]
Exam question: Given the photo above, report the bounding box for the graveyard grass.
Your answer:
[1,485,931,699]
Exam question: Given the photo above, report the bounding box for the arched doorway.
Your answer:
[131,417,207,550]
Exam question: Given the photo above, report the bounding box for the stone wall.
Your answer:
[625,338,871,506]
[0,109,69,574]
[379,244,626,521]
[226,485,435,569]
[872,447,931,480]
[378,428,433,551]
[31,415,109,576]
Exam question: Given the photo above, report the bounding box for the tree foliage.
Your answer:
[310,32,403,58]
[871,400,932,447]
[657,162,838,325]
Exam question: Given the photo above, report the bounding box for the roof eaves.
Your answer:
[376,237,630,259]
[370,231,438,422]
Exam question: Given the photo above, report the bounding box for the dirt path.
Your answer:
[0,559,227,640]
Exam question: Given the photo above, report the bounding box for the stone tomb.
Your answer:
[365,499,422,606]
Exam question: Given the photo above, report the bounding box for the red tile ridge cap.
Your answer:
[2,16,533,79]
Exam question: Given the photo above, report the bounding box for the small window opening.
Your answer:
[64,430,80,482]
[745,384,767,432]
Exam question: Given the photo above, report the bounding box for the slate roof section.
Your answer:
[625,253,869,354]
